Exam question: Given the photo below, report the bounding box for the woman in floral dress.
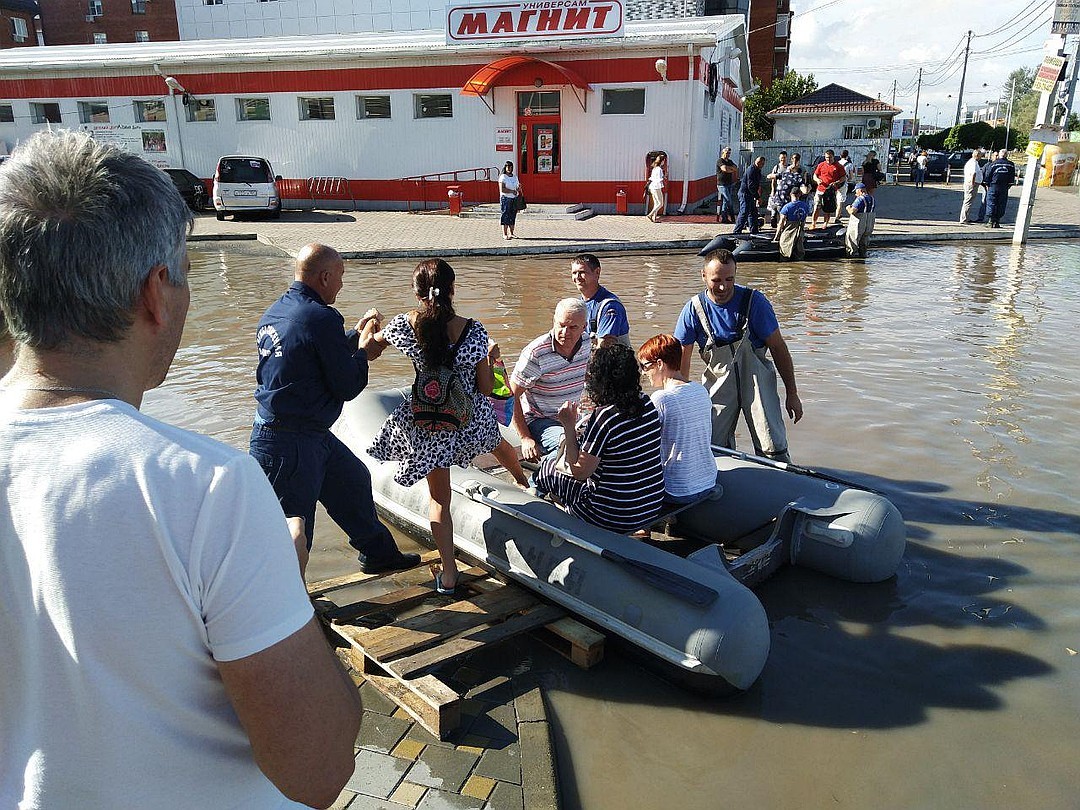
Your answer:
[367,258,501,593]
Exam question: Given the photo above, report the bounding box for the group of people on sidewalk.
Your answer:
[959,148,1018,228]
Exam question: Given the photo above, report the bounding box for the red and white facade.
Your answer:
[0,17,749,210]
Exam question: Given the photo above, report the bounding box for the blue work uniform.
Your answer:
[733,163,763,234]
[984,158,1016,227]
[584,285,631,346]
[249,280,396,559]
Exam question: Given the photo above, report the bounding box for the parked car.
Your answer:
[163,167,209,212]
[907,151,949,182]
[946,150,973,172]
[212,155,282,220]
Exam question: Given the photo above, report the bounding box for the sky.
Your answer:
[787,0,1072,124]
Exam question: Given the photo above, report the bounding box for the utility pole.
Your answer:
[891,79,897,107]
[954,29,973,127]
[1059,37,1080,127]
[1014,35,1067,246]
[912,67,923,145]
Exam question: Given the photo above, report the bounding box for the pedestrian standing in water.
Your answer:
[498,161,523,240]
[366,258,502,594]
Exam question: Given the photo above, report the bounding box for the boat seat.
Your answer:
[627,485,722,536]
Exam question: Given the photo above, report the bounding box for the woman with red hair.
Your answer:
[637,334,717,503]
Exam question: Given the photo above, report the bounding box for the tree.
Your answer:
[945,122,994,150]
[1067,112,1080,132]
[916,129,948,150]
[742,71,818,141]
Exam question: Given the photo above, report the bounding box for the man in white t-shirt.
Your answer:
[0,131,362,810]
[960,149,985,224]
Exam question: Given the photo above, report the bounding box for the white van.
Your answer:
[212,155,281,220]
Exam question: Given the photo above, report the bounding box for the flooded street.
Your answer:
[150,241,1080,809]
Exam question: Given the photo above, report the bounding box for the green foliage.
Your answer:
[916,129,948,150]
[1067,112,1080,132]
[944,122,995,150]
[1003,67,1035,100]
[742,71,819,141]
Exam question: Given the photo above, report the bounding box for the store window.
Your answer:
[186,99,216,122]
[516,91,560,116]
[237,97,271,121]
[356,95,391,119]
[31,103,62,124]
[0,104,13,123]
[134,99,165,122]
[414,94,452,119]
[601,88,645,115]
[78,100,110,123]
[299,97,335,120]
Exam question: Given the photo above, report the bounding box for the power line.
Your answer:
[973,0,1050,39]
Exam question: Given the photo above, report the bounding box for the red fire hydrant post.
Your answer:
[447,186,462,216]
[616,188,628,215]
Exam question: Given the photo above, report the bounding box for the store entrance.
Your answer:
[516,90,561,203]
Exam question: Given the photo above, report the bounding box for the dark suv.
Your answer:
[163,168,209,211]
[909,152,949,182]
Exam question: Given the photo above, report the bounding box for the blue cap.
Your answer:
[854,182,867,190]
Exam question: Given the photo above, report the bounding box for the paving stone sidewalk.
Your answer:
[188,183,1080,260]
[330,662,559,810]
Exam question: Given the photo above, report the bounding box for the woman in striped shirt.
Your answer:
[534,344,665,533]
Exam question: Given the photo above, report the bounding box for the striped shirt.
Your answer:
[510,332,590,422]
[570,395,665,533]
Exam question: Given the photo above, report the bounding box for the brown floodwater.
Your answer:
[145,241,1080,809]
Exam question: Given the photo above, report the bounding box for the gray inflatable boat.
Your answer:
[339,390,906,695]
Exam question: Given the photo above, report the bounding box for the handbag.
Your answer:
[485,358,515,427]
[515,194,527,212]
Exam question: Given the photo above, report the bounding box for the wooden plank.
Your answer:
[388,604,566,679]
[540,617,605,669]
[324,567,488,624]
[305,550,440,597]
[360,588,539,661]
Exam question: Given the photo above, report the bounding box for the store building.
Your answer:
[0,13,750,211]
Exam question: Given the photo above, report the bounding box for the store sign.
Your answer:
[495,127,514,152]
[1032,55,1066,93]
[447,0,623,43]
[1052,0,1080,34]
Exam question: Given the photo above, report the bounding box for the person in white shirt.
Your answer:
[0,131,361,810]
[498,160,523,239]
[960,150,985,224]
[637,333,718,503]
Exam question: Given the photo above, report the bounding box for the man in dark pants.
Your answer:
[732,155,766,234]
[250,242,419,575]
[984,148,1017,228]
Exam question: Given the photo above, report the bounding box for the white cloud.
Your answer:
[786,0,1065,120]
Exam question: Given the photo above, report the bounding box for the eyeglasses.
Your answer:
[638,360,654,372]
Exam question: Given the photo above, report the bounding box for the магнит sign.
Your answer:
[447,0,623,43]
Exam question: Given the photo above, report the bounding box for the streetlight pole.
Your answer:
[1004,78,1017,151]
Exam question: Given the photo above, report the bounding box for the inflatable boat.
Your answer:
[699,224,848,261]
[338,390,906,695]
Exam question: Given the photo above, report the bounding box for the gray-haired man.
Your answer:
[0,131,361,809]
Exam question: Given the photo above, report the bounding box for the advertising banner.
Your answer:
[1032,56,1066,93]
[81,123,170,167]
[495,127,514,152]
[447,0,623,43]
[1052,0,1080,34]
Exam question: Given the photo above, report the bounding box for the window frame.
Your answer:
[185,98,216,122]
[298,96,336,121]
[356,94,392,119]
[236,97,271,122]
[30,102,62,125]
[92,32,107,44]
[134,30,150,42]
[87,0,102,16]
[133,99,166,122]
[131,0,146,13]
[78,100,110,123]
[601,88,646,116]
[0,103,15,123]
[842,124,865,140]
[12,17,28,40]
[413,93,453,119]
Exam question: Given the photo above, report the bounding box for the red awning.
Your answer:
[461,56,591,112]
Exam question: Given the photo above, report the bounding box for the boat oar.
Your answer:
[459,481,718,608]
[710,445,881,494]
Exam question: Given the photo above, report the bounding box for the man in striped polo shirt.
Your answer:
[509,298,590,462]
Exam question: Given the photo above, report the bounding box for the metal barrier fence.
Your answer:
[397,166,501,212]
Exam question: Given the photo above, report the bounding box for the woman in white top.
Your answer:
[646,153,666,223]
[637,333,718,502]
[498,160,523,240]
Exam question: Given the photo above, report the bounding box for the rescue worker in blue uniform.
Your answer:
[249,243,419,575]
[674,248,803,462]
[984,148,1017,229]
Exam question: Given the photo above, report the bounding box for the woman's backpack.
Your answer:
[411,319,474,432]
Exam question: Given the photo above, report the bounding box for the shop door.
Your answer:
[517,91,561,203]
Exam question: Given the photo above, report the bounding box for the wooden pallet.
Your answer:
[307,560,603,740]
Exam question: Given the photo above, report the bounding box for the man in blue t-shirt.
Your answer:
[674,249,803,461]
[570,252,631,348]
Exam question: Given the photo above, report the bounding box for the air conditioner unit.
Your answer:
[85,14,95,20]
[866,118,880,129]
